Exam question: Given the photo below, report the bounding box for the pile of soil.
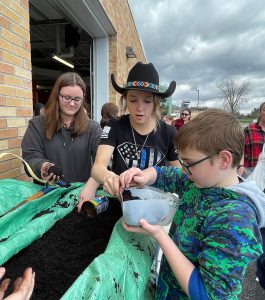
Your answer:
[3,199,122,299]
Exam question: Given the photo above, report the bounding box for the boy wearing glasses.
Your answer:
[104,109,265,299]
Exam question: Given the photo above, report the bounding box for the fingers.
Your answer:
[121,218,148,235]
[103,168,145,198]
[0,278,10,299]
[46,174,60,184]
[77,200,84,213]
[0,267,5,281]
[0,267,10,300]
[139,218,150,228]
[0,268,35,300]
[13,277,23,291]
[11,267,35,300]
[41,163,60,183]
[120,168,134,188]
[40,162,53,178]
[77,197,88,213]
[25,267,35,300]
[139,219,165,240]
[103,175,120,197]
[122,218,140,232]
[120,168,141,189]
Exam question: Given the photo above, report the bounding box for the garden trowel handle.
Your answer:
[0,191,45,218]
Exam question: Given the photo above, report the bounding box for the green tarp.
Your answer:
[0,179,155,299]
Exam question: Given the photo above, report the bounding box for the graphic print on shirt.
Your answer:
[117,142,164,169]
[101,126,111,139]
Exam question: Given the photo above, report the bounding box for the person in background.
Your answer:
[22,72,101,190]
[162,115,172,125]
[33,103,45,116]
[0,267,35,300]
[238,101,265,289]
[105,109,265,299]
[173,108,191,131]
[239,102,265,177]
[78,61,179,209]
[100,102,119,129]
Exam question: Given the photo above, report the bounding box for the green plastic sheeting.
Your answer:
[0,179,83,265]
[61,219,155,300]
[0,179,156,299]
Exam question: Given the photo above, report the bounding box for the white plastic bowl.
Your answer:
[122,187,179,226]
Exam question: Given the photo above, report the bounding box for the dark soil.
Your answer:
[122,189,140,201]
[3,199,122,300]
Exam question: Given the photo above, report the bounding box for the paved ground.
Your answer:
[240,262,265,300]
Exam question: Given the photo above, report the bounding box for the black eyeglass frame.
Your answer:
[59,93,84,104]
[181,113,190,116]
[178,156,213,175]
[178,149,236,175]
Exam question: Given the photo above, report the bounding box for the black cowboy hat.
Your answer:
[111,61,176,99]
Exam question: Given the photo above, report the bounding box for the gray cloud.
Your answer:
[129,0,265,113]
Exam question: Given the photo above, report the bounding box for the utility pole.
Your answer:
[196,89,200,108]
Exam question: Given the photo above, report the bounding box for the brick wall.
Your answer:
[0,0,146,180]
[100,0,147,105]
[0,0,32,180]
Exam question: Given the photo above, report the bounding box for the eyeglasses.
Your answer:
[59,93,83,104]
[178,149,236,175]
[178,155,213,175]
[181,113,189,116]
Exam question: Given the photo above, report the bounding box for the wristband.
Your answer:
[237,165,244,169]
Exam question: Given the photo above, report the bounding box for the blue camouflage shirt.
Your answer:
[153,166,262,300]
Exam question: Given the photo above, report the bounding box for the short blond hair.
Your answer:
[175,109,243,167]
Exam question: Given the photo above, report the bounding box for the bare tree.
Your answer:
[217,79,250,114]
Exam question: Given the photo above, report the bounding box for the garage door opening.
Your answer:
[29,0,93,114]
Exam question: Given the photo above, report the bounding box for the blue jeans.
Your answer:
[256,228,265,289]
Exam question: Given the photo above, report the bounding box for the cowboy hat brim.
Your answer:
[111,74,176,99]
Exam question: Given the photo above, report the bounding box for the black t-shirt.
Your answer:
[100,115,178,175]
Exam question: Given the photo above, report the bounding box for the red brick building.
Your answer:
[0,0,146,180]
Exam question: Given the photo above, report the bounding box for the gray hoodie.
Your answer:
[230,180,265,228]
[22,116,102,183]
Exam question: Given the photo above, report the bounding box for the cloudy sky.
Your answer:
[128,0,265,114]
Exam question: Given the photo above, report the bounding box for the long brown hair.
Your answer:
[100,102,119,128]
[44,72,89,139]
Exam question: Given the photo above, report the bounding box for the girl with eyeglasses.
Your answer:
[22,72,102,184]
[174,108,191,131]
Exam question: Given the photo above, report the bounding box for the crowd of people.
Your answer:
[2,61,265,299]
